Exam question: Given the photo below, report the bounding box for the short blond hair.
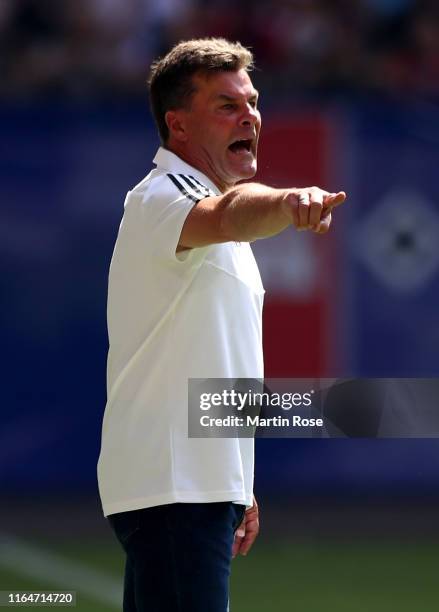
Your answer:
[148,38,254,143]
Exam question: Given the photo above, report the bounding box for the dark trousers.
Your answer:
[108,502,246,612]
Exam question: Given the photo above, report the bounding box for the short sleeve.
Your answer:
[132,173,210,263]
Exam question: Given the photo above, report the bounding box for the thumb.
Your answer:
[232,527,245,558]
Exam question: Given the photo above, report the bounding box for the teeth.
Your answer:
[228,139,253,154]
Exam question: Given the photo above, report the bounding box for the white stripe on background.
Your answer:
[0,533,122,609]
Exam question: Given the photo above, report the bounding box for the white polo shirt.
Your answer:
[97,147,264,516]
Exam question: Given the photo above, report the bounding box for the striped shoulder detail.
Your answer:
[186,175,217,197]
[166,173,213,203]
[166,173,202,203]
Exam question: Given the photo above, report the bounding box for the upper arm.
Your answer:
[136,173,229,261]
[177,194,229,251]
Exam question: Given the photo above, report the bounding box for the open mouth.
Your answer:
[228,139,253,154]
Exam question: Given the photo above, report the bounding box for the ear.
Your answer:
[165,110,188,143]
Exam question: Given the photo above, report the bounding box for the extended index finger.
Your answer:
[324,191,347,208]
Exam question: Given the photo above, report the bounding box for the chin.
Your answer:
[230,162,257,182]
[240,164,257,180]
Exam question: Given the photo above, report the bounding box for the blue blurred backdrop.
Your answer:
[2,0,439,504]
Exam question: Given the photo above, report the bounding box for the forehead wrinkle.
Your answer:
[213,89,259,102]
[192,68,258,102]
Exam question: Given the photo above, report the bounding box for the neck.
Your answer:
[165,142,234,194]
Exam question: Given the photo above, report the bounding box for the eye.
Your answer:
[221,103,236,110]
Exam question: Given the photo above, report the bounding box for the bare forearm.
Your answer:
[219,183,291,242]
[219,182,346,242]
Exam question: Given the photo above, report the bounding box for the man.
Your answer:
[98,38,346,612]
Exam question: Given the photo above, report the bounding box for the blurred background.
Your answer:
[1,0,439,610]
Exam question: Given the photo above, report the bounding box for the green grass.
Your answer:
[1,537,438,611]
[231,540,438,611]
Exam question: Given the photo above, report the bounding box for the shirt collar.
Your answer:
[153,147,222,196]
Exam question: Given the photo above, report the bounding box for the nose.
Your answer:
[239,104,259,128]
